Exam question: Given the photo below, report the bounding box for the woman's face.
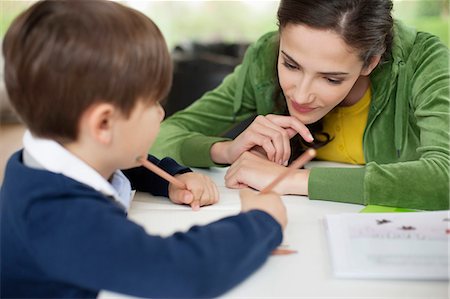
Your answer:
[278,24,368,124]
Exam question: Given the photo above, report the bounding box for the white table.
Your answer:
[100,166,449,299]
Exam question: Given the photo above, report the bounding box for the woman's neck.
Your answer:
[340,76,370,107]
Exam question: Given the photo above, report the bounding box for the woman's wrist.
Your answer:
[282,169,310,195]
[210,141,231,164]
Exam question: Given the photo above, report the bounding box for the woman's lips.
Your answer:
[290,100,315,113]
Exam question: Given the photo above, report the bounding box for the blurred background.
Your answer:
[1,0,448,120]
[0,0,449,181]
[2,0,448,51]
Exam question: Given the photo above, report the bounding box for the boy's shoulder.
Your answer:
[0,151,126,298]
[1,150,122,214]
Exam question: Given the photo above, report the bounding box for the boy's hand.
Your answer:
[168,173,219,211]
[239,188,287,230]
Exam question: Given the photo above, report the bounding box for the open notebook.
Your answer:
[325,210,449,280]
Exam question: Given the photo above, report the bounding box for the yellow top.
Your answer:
[315,87,371,165]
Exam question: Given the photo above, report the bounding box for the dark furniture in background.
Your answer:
[163,42,249,118]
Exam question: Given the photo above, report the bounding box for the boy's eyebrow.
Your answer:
[280,50,349,76]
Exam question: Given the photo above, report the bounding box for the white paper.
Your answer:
[325,210,450,280]
[131,186,241,211]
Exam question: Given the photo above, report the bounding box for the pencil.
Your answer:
[271,248,298,255]
[260,148,316,194]
[138,157,187,190]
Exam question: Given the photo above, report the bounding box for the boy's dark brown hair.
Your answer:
[3,0,172,143]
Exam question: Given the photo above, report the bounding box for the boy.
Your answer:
[0,1,287,298]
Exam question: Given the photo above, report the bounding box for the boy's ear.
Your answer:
[361,55,381,76]
[85,102,117,145]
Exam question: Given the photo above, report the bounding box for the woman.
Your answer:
[152,0,449,210]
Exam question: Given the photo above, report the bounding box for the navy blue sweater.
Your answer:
[0,151,282,298]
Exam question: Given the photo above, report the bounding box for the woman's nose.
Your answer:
[293,77,314,104]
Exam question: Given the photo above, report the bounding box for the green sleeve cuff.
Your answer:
[308,167,366,205]
[180,135,231,167]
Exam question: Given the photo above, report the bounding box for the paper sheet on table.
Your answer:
[325,210,450,280]
[131,186,241,211]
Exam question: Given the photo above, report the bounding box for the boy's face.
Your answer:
[114,100,165,168]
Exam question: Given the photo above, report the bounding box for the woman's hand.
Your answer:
[168,172,219,211]
[225,151,310,195]
[211,114,313,165]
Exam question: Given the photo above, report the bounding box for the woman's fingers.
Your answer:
[253,116,291,164]
[225,152,267,190]
[228,114,312,165]
[266,114,313,142]
[238,116,289,163]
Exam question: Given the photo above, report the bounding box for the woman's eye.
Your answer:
[282,61,297,70]
[326,78,343,85]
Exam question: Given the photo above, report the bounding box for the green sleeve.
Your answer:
[308,167,366,205]
[364,34,449,211]
[150,50,258,167]
[150,61,256,167]
[310,34,449,211]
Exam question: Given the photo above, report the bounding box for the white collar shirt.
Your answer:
[22,130,132,211]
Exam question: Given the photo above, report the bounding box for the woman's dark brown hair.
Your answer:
[3,0,172,143]
[275,0,394,159]
[277,0,393,66]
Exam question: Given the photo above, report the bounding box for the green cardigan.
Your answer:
[152,21,450,211]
